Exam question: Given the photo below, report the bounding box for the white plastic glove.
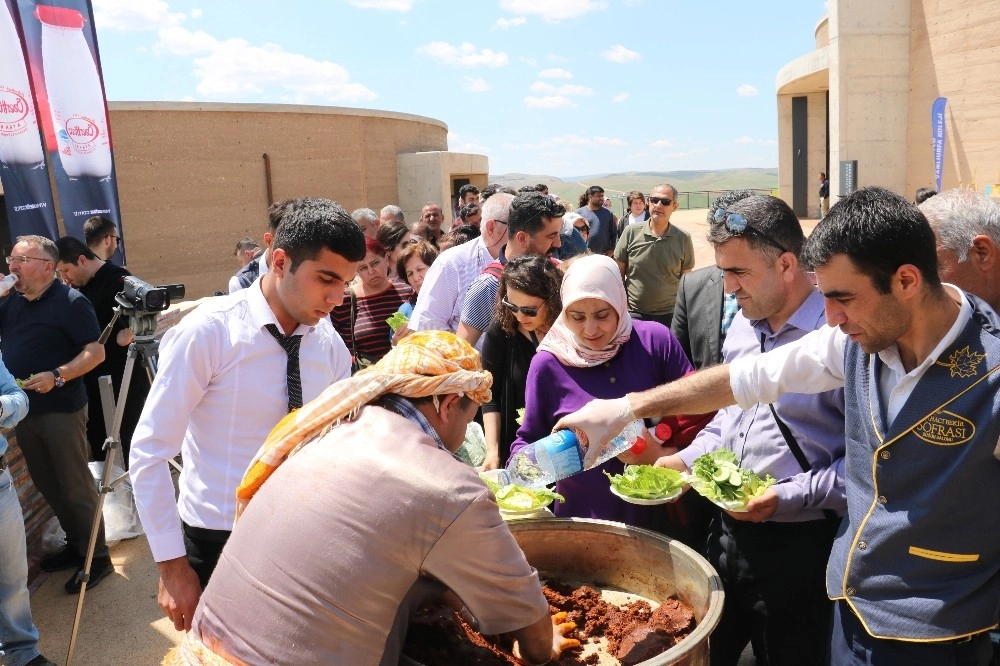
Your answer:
[553,396,636,468]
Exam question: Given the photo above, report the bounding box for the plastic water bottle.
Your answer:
[500,420,647,489]
[0,273,18,297]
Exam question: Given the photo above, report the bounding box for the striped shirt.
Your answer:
[331,281,413,363]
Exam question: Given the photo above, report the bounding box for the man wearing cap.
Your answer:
[166,332,579,666]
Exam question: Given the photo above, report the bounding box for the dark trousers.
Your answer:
[707,514,838,666]
[182,523,231,588]
[15,407,108,561]
[630,311,673,329]
[830,600,993,666]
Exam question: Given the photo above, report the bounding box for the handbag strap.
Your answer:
[760,332,839,523]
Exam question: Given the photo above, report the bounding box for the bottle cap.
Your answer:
[629,437,646,454]
[34,6,86,29]
[654,422,673,442]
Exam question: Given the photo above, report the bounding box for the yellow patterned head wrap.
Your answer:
[235,331,491,517]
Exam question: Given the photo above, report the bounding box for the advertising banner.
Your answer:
[0,0,58,243]
[14,0,125,263]
[931,96,947,193]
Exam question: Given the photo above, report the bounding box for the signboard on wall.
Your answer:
[839,160,858,197]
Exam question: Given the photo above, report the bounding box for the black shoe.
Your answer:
[64,559,114,594]
[40,544,84,572]
[25,655,58,666]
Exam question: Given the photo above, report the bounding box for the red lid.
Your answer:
[34,5,86,29]
[654,422,674,442]
[629,437,646,455]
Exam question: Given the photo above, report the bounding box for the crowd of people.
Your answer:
[2,180,999,666]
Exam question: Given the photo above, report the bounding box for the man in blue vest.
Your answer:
[559,186,999,665]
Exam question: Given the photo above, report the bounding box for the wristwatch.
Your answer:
[52,368,65,388]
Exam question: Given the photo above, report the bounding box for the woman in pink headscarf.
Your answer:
[510,255,714,547]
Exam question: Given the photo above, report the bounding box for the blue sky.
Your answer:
[91,0,827,177]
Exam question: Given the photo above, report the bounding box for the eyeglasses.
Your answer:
[502,299,540,317]
[713,209,789,254]
[648,196,673,206]
[5,255,50,265]
[109,235,120,245]
[574,224,590,233]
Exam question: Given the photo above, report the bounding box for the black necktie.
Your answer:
[264,324,303,412]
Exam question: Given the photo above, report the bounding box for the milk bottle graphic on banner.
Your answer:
[35,5,112,179]
[0,0,45,167]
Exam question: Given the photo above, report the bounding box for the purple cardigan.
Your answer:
[511,321,693,533]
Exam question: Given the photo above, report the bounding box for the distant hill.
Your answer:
[491,168,779,210]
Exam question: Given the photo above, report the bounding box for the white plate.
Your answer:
[609,485,684,506]
[688,478,751,512]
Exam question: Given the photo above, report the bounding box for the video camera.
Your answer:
[116,276,185,313]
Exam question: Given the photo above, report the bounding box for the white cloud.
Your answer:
[603,45,640,63]
[538,68,573,80]
[494,16,527,28]
[734,136,777,145]
[519,56,538,67]
[93,0,186,31]
[651,139,674,148]
[529,81,593,96]
[156,27,377,103]
[462,76,491,92]
[524,95,576,109]
[737,84,759,97]
[612,92,629,103]
[348,0,415,10]
[448,132,490,154]
[499,0,606,22]
[546,53,570,63]
[416,41,509,68]
[189,8,202,18]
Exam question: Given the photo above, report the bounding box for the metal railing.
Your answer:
[604,188,778,215]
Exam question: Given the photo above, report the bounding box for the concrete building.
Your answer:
[0,101,488,297]
[777,0,1000,218]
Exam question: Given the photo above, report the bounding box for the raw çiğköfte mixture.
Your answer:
[403,580,696,666]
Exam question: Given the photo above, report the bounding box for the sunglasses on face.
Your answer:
[648,196,673,206]
[574,224,590,233]
[502,299,540,317]
[712,209,789,254]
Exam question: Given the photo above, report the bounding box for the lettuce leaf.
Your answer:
[481,474,564,512]
[604,465,687,500]
[689,449,775,509]
[386,311,409,332]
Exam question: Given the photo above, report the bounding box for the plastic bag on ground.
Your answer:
[88,461,144,546]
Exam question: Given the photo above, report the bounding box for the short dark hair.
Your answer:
[442,224,480,245]
[914,187,938,205]
[536,183,548,192]
[56,236,97,264]
[708,195,805,261]
[459,202,481,221]
[494,255,563,335]
[801,186,942,294]
[518,185,539,193]
[396,240,439,287]
[271,197,366,271]
[458,183,479,198]
[234,237,259,255]
[268,199,294,232]
[819,172,827,179]
[586,185,605,197]
[507,193,566,239]
[82,216,116,246]
[626,190,646,206]
[376,220,410,251]
[706,189,756,224]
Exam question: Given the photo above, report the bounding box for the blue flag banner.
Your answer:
[931,96,947,192]
[0,0,59,242]
[14,0,125,264]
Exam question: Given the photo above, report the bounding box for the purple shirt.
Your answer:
[511,321,693,532]
[677,288,847,522]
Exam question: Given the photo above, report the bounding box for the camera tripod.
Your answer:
[65,312,161,666]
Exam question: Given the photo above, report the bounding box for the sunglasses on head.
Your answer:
[648,196,673,206]
[713,209,789,254]
[502,299,540,317]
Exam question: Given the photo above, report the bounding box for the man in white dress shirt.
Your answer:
[404,193,513,336]
[130,197,365,632]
